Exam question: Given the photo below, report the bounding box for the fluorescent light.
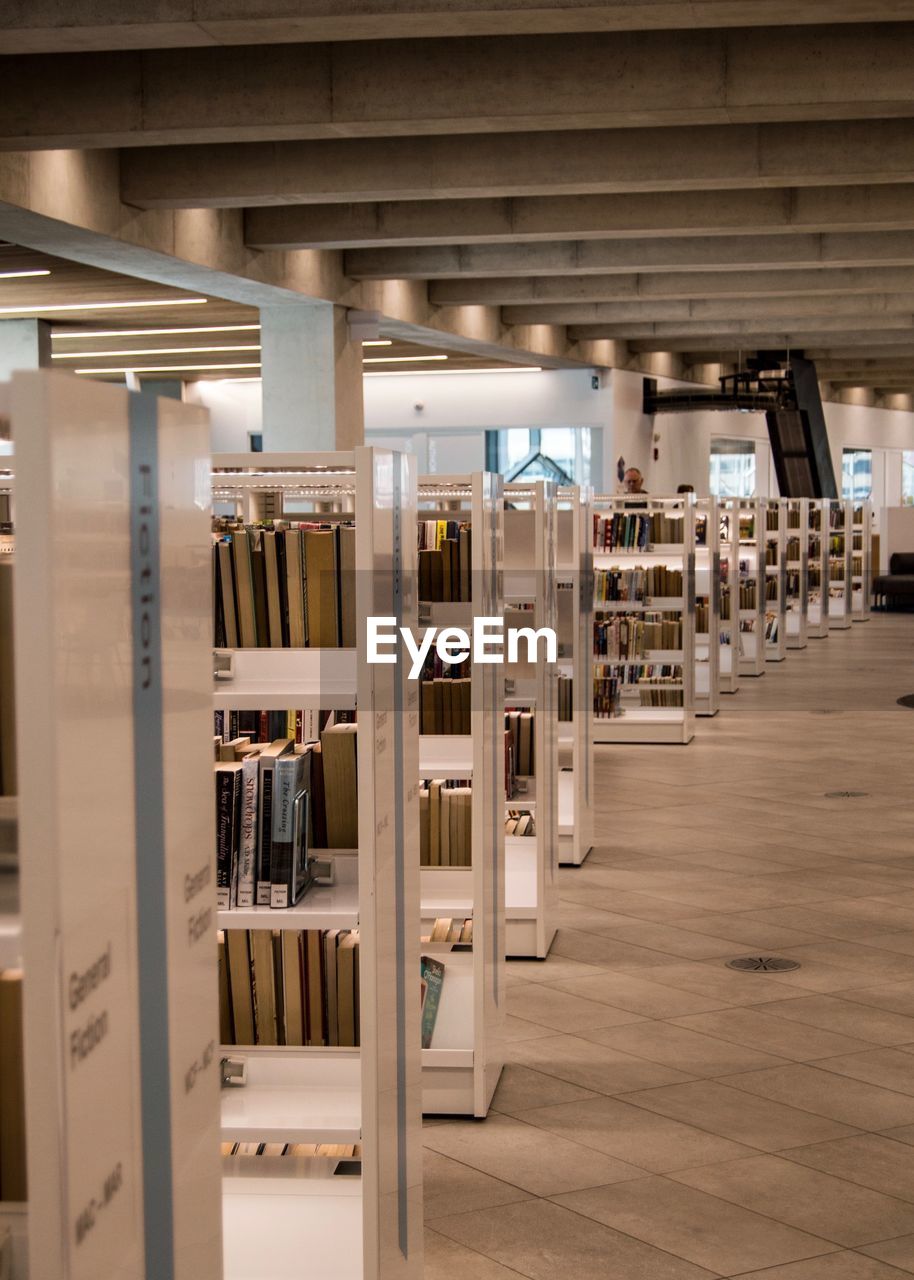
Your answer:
[52,323,258,339]
[361,339,392,347]
[0,268,51,280]
[0,298,208,316]
[363,354,448,364]
[364,366,543,377]
[75,361,261,375]
[54,344,261,360]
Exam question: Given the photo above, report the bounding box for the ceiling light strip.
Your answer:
[52,323,257,339]
[75,361,261,375]
[54,344,261,360]
[0,298,208,316]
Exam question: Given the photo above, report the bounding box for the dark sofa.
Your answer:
[874,552,914,609]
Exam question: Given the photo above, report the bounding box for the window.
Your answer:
[842,448,872,502]
[484,427,594,485]
[710,438,757,498]
[903,452,914,506]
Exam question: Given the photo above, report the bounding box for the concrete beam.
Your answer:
[246,184,914,249]
[619,326,914,352]
[429,265,914,306]
[344,231,914,280]
[9,26,914,148]
[503,294,914,326]
[120,119,914,208]
[6,3,914,54]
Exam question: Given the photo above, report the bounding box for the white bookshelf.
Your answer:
[828,498,854,630]
[763,499,787,663]
[416,475,505,1117]
[212,451,424,1280]
[731,497,767,677]
[556,486,594,866]
[716,499,740,694]
[7,372,223,1280]
[785,498,810,650]
[503,480,559,957]
[852,500,873,621]
[807,499,831,638]
[592,494,696,745]
[694,497,721,716]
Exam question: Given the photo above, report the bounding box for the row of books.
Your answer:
[214,520,356,649]
[639,683,684,708]
[219,928,361,1048]
[786,537,803,560]
[505,709,535,777]
[695,602,709,634]
[222,1142,361,1162]
[505,811,536,837]
[593,672,622,719]
[418,519,472,602]
[0,968,25,1202]
[214,724,359,911]
[600,662,683,688]
[594,615,683,658]
[594,565,683,602]
[216,707,333,746]
[420,677,471,734]
[765,578,779,601]
[557,674,574,722]
[765,545,778,566]
[420,781,472,867]
[422,918,473,947]
[738,584,758,609]
[0,558,13,797]
[721,585,731,621]
[766,509,780,530]
[765,613,780,642]
[593,511,682,551]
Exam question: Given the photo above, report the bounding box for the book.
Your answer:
[284,529,307,647]
[320,722,358,848]
[237,752,261,908]
[337,932,359,1048]
[217,932,233,1045]
[304,528,340,647]
[215,762,243,909]
[281,931,305,1046]
[339,524,357,648]
[217,539,239,648]
[0,969,26,1201]
[256,739,295,905]
[250,532,270,645]
[323,929,340,1047]
[305,929,325,1046]
[231,527,258,647]
[420,956,445,1050]
[270,752,311,909]
[250,929,279,1046]
[262,530,286,648]
[225,931,255,1045]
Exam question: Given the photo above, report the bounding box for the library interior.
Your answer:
[4,5,914,1279]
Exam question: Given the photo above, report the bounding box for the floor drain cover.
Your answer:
[824,790,869,798]
[727,956,801,972]
[898,695,914,709]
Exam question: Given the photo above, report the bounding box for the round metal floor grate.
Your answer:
[824,790,869,798]
[897,695,914,709]
[726,956,802,973]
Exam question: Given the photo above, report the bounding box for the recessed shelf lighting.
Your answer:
[364,366,543,377]
[54,344,261,360]
[363,354,448,364]
[0,298,208,316]
[361,339,392,347]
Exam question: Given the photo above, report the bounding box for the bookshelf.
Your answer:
[785,498,810,650]
[828,499,854,631]
[694,497,721,716]
[416,475,505,1116]
[763,498,787,663]
[5,372,223,1280]
[502,480,559,957]
[716,498,740,694]
[852,500,873,622]
[212,451,424,1280]
[592,494,696,745]
[807,499,831,638]
[557,486,594,867]
[731,497,767,677]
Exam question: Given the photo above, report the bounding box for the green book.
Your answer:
[420,955,446,1050]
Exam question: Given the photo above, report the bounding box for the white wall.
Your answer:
[186,380,264,454]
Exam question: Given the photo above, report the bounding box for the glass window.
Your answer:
[903,451,914,506]
[484,427,592,485]
[842,448,872,501]
[710,438,757,498]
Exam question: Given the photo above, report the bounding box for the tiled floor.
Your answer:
[425,612,914,1279]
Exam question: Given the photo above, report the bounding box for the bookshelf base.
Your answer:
[223,1172,362,1280]
[0,1204,27,1280]
[593,711,694,745]
[559,833,593,866]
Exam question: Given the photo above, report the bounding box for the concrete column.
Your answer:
[0,319,51,380]
[260,302,363,452]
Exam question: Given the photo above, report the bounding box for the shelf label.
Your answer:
[60,899,143,1280]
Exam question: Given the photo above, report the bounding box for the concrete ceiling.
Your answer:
[2,4,914,397]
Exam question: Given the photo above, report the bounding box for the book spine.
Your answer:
[237,755,260,908]
[215,770,234,908]
[257,767,275,906]
[270,758,294,909]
